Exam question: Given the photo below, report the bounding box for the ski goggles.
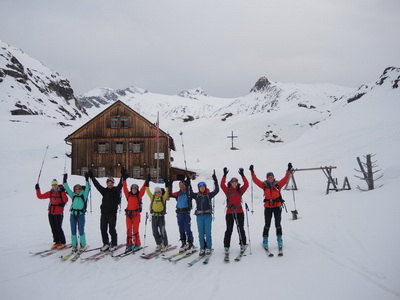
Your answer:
[198,182,206,187]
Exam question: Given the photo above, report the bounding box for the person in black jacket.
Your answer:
[88,168,124,251]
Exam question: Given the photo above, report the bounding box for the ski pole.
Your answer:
[233,208,244,249]
[179,131,188,174]
[63,153,68,174]
[245,203,252,254]
[250,177,254,214]
[291,177,298,220]
[89,179,93,214]
[37,145,49,184]
[142,212,149,254]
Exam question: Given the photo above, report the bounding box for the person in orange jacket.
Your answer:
[249,163,292,250]
[220,167,249,255]
[35,179,68,249]
[122,170,146,253]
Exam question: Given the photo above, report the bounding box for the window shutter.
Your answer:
[111,141,115,153]
[94,142,98,153]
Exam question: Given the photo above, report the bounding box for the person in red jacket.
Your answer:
[35,179,68,249]
[122,170,146,253]
[249,163,292,250]
[220,167,249,255]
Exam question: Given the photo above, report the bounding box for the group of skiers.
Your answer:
[35,163,293,256]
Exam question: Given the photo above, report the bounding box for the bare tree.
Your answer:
[354,154,383,191]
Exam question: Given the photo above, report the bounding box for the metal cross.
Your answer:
[227,131,238,150]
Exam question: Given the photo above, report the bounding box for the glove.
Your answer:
[88,169,94,178]
[63,173,68,183]
[144,174,151,187]
[122,168,129,180]
[58,185,65,193]
[238,168,244,177]
[84,172,89,181]
[223,167,228,177]
[185,177,191,186]
[212,170,217,182]
[35,183,40,190]
[249,165,254,173]
[164,178,171,188]
[287,162,293,171]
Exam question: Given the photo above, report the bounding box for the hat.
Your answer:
[198,182,207,188]
[131,184,139,190]
[51,179,58,185]
[230,177,239,183]
[266,172,274,178]
[154,187,162,193]
[106,177,115,183]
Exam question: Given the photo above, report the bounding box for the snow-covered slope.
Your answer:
[0,40,86,120]
[0,64,399,300]
[0,40,399,299]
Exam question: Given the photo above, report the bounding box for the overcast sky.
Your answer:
[1,0,399,97]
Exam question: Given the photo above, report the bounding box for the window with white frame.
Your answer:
[129,141,143,153]
[132,166,141,178]
[115,142,124,154]
[111,117,119,128]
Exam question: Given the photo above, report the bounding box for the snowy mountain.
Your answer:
[0,40,86,120]
[76,67,399,145]
[0,41,399,300]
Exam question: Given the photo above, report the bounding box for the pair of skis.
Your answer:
[112,246,149,259]
[140,245,177,259]
[81,244,125,262]
[30,244,72,257]
[224,245,248,262]
[163,248,198,262]
[187,250,213,266]
[60,245,93,262]
[262,244,283,257]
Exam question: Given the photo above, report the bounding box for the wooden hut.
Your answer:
[64,100,195,181]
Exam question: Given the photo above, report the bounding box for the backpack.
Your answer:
[263,181,285,204]
[70,194,87,215]
[151,194,167,216]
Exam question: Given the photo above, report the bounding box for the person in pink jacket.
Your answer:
[220,167,249,254]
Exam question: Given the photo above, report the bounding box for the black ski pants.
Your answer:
[224,212,246,248]
[263,206,282,237]
[152,215,168,246]
[48,214,66,244]
[100,213,118,246]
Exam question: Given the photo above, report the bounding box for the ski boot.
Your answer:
[262,236,269,249]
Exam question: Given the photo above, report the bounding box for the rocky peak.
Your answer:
[376,66,400,89]
[0,40,86,119]
[250,76,271,93]
[178,87,208,99]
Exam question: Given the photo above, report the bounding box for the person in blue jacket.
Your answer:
[63,172,90,252]
[170,177,194,252]
[190,171,219,256]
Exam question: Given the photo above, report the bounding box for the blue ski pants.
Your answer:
[196,214,212,250]
[177,213,193,243]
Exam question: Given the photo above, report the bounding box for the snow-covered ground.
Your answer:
[0,80,399,300]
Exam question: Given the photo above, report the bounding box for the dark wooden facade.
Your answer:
[65,100,191,181]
